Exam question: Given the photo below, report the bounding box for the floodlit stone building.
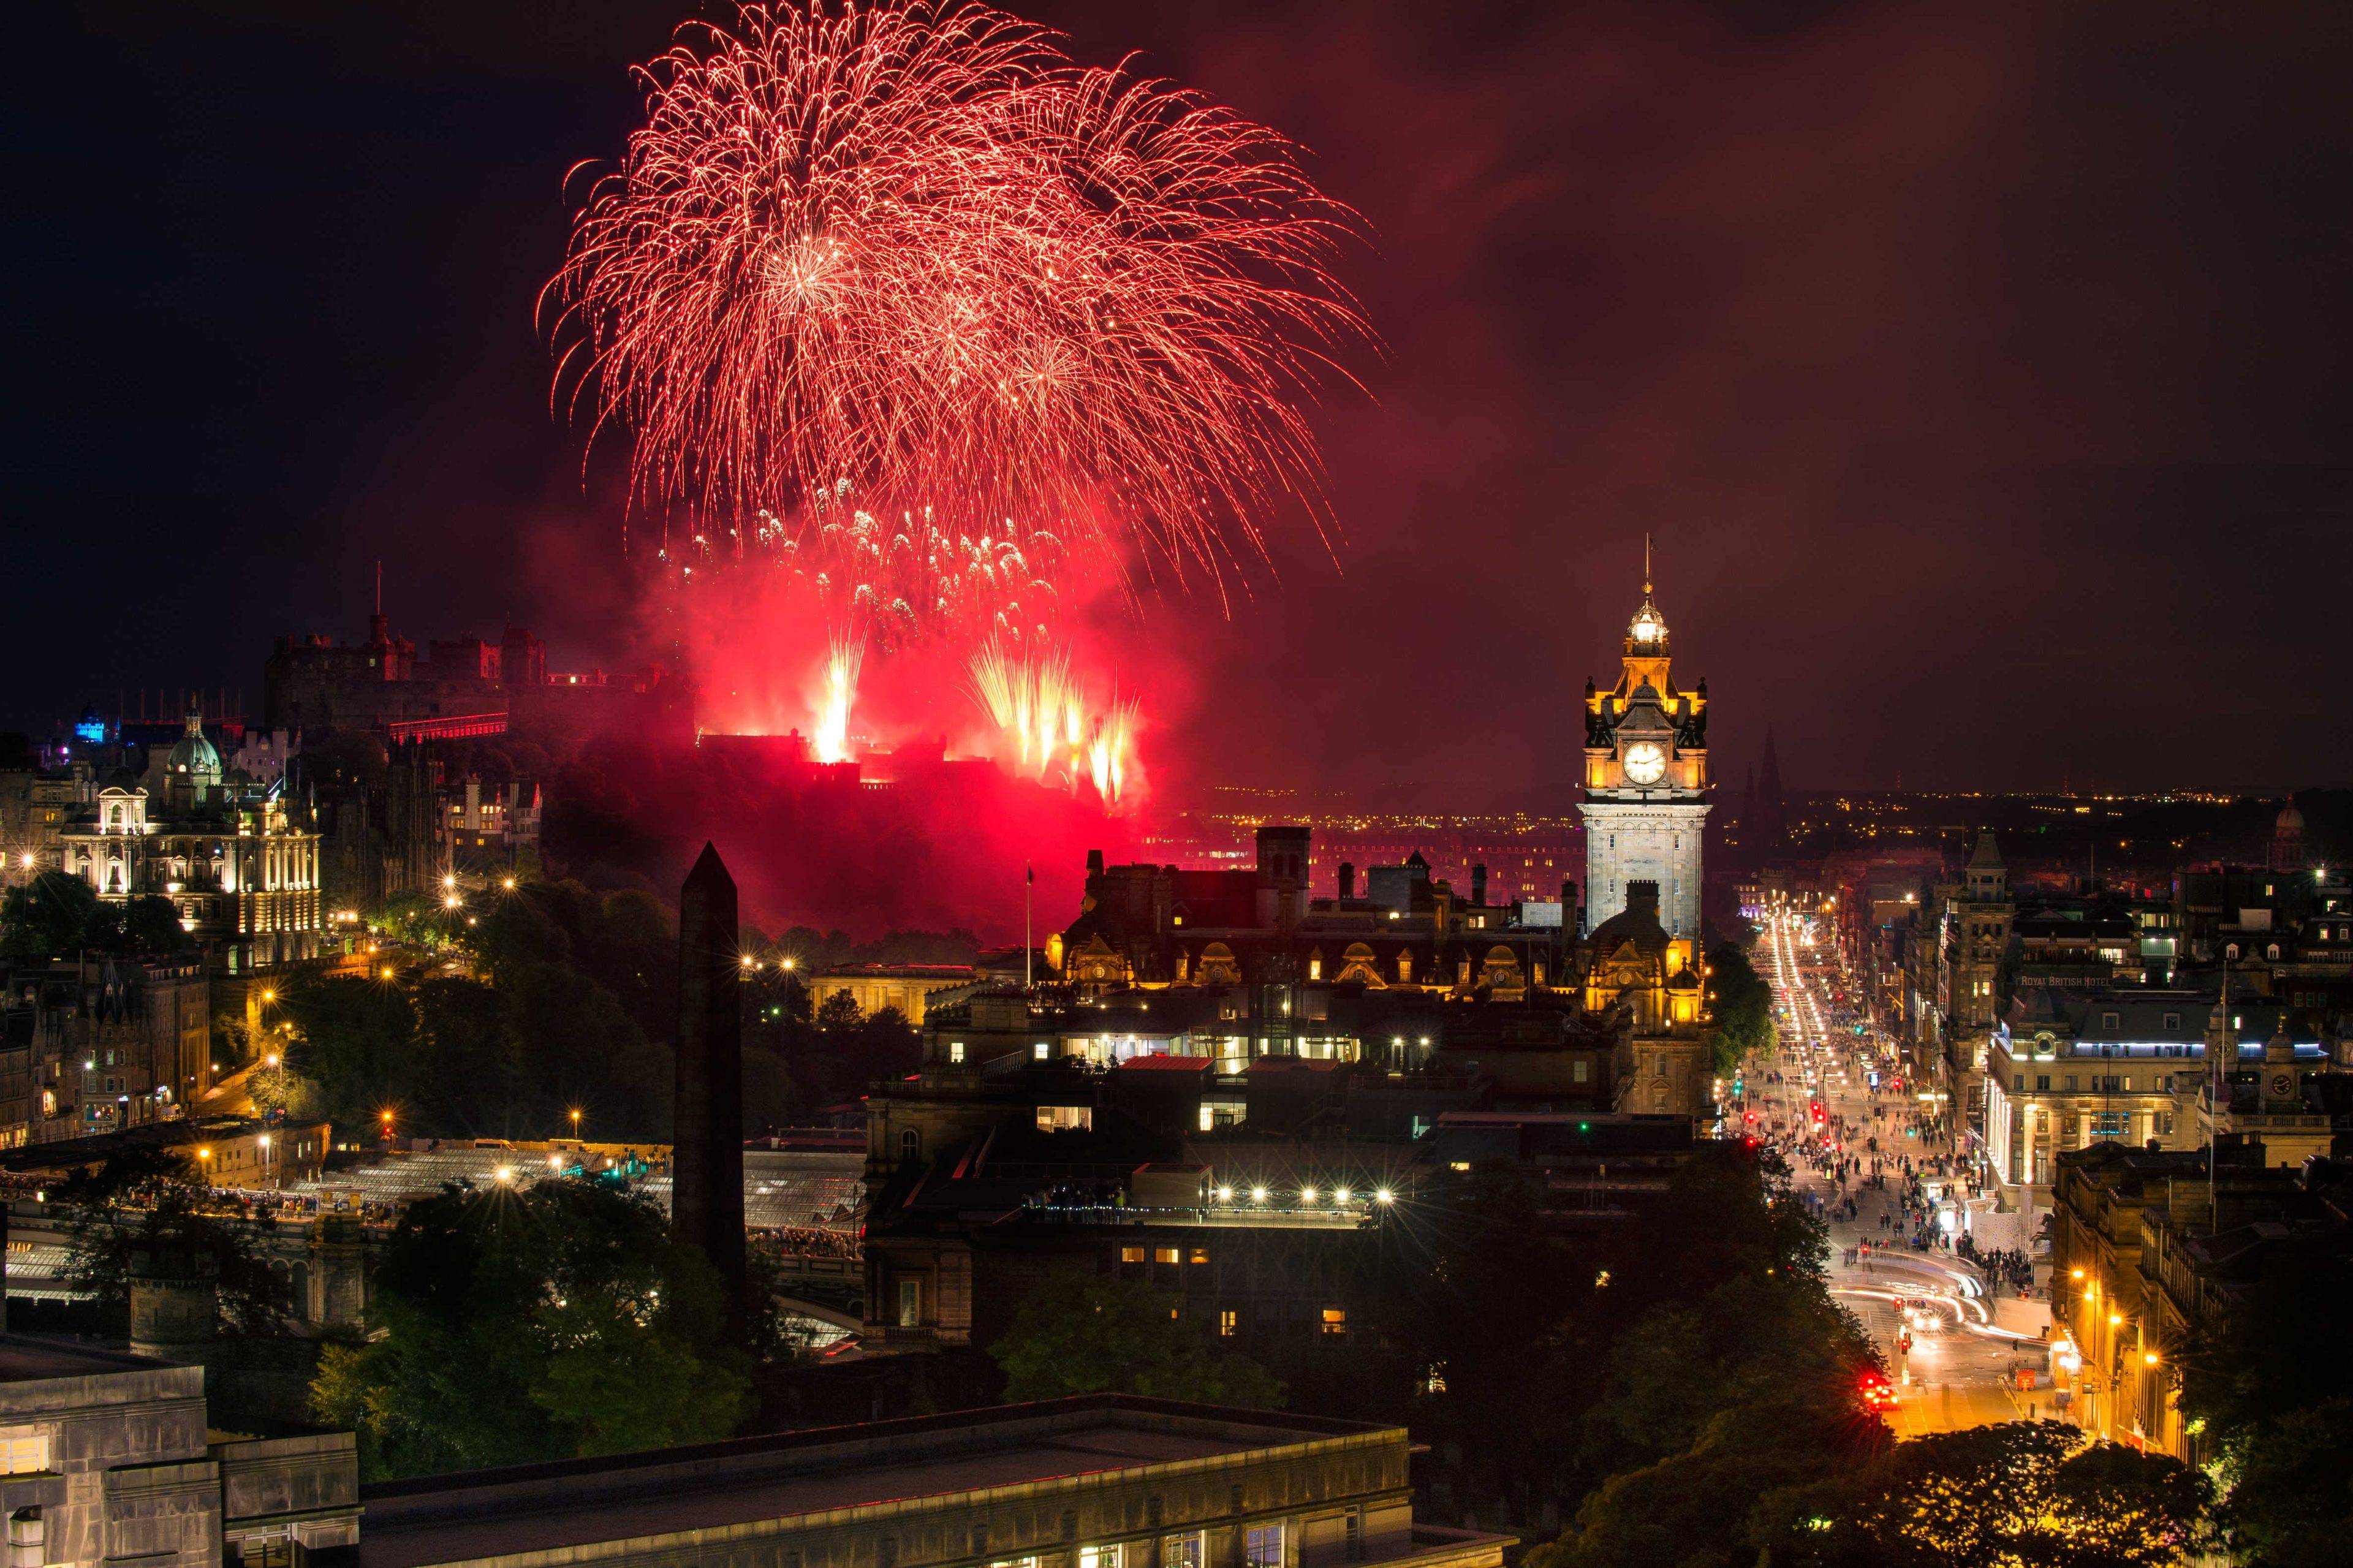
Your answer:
[55,711,324,971]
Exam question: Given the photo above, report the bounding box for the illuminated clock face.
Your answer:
[1624,741,1667,784]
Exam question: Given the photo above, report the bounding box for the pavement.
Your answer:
[1739,911,2050,1437]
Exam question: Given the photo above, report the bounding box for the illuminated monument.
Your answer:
[1579,546,1709,937]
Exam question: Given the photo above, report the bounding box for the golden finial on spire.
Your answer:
[1643,531,1653,597]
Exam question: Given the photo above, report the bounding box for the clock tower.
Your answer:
[1578,545,1710,936]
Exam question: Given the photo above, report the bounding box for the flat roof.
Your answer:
[358,1398,1389,1568]
[0,1334,175,1385]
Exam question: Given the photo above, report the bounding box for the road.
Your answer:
[1737,909,2047,1436]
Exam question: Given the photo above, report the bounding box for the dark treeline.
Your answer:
[266,879,926,1145]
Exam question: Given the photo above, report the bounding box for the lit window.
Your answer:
[1079,1548,1123,1568]
[1219,1309,1237,1337]
[1321,1306,1347,1335]
[0,1430,47,1475]
[896,1280,920,1328]
[1162,1533,1205,1568]
[1153,1247,1180,1265]
[947,1042,964,1063]
[1121,1245,1145,1265]
[1246,1524,1286,1568]
[1189,1248,1210,1265]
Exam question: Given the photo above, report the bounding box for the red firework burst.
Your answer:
[545,0,1366,588]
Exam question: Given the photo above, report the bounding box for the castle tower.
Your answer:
[1578,542,1709,937]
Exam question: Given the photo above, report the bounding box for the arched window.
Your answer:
[107,805,123,830]
[899,1127,921,1163]
[2266,944,2281,961]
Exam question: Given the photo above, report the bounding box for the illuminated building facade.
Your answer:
[1580,882,1711,1117]
[55,711,324,971]
[806,964,982,1026]
[7,956,213,1142]
[1578,562,1708,937]
[1983,990,2332,1208]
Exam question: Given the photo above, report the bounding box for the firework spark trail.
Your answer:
[814,638,862,764]
[968,639,1136,806]
[547,0,1367,594]
[728,480,1068,653]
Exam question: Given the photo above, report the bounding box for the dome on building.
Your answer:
[167,711,221,782]
[1628,598,1667,646]
[2277,805,2305,834]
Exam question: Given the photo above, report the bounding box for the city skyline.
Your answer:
[9,2,2353,795]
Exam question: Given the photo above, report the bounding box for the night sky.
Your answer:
[9,1,2351,800]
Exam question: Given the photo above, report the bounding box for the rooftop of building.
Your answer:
[356,1396,1393,1568]
[0,1333,176,1386]
[814,963,979,980]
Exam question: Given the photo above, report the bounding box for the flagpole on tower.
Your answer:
[1025,863,1034,992]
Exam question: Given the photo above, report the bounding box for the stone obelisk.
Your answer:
[675,842,747,1336]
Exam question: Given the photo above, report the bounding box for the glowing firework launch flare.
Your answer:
[813,640,862,764]
[547,0,1368,589]
[968,640,1139,808]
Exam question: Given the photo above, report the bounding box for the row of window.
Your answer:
[990,1525,1276,1568]
[2014,1072,2169,1094]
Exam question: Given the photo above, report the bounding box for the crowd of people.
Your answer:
[1733,947,2050,1308]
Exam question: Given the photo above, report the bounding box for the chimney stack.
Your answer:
[1471,864,1488,907]
[1338,862,1355,900]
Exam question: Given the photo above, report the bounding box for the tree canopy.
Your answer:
[2180,1245,2353,1568]
[1707,941,1776,1075]
[990,1274,1284,1409]
[311,1178,749,1478]
[1,871,194,958]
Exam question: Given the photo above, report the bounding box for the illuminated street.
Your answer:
[1742,909,2053,1435]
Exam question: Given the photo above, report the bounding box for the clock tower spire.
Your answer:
[1578,542,1710,937]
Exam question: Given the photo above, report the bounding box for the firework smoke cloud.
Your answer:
[546,1,1368,806]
